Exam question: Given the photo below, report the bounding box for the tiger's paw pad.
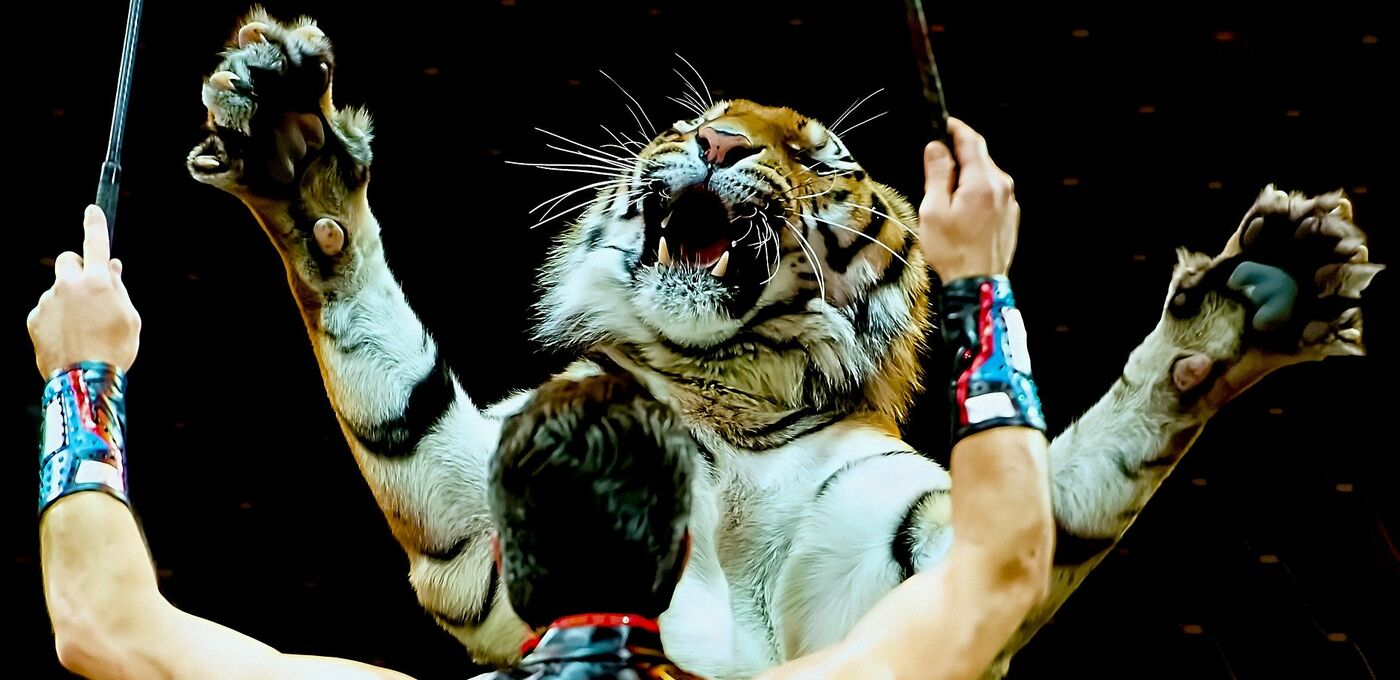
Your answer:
[313,218,345,256]
[1171,353,1215,392]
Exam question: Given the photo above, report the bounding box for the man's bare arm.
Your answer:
[43,493,414,680]
[31,206,415,680]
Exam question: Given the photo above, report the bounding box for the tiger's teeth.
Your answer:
[661,214,671,229]
[209,71,240,92]
[711,250,730,277]
[192,156,222,170]
[658,237,672,266]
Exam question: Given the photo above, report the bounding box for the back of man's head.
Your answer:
[489,373,696,628]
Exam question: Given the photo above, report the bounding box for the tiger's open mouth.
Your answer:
[640,184,782,314]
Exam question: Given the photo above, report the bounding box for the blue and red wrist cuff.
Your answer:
[38,362,129,517]
[938,276,1046,445]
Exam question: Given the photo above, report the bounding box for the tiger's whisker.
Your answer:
[541,186,645,221]
[517,160,635,173]
[789,183,840,201]
[538,186,644,224]
[531,189,641,230]
[786,217,827,301]
[834,110,888,138]
[759,213,782,284]
[831,88,885,131]
[681,91,710,115]
[541,143,643,170]
[534,127,631,161]
[617,129,650,150]
[672,64,712,116]
[668,96,705,117]
[527,179,628,215]
[784,176,838,201]
[674,90,707,119]
[842,201,918,238]
[600,70,657,137]
[599,125,649,152]
[808,214,910,266]
[503,162,630,180]
[675,54,715,108]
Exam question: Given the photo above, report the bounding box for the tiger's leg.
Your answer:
[186,10,528,663]
[776,188,1381,678]
[987,187,1383,677]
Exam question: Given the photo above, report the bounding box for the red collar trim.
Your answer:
[520,612,661,656]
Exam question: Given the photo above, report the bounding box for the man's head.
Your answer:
[489,373,697,628]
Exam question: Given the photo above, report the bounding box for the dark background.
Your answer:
[7,2,1397,678]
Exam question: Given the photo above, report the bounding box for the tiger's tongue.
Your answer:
[676,238,729,267]
[664,187,733,267]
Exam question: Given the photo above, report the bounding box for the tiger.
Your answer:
[185,11,1383,679]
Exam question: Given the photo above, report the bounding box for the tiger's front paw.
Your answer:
[187,9,374,267]
[1172,185,1383,357]
[1168,186,1384,406]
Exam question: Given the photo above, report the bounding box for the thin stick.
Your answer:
[95,0,144,245]
[903,0,950,145]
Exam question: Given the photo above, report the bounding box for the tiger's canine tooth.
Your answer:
[658,237,672,266]
[711,250,730,277]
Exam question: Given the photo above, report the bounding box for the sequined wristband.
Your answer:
[938,276,1047,446]
[38,362,129,518]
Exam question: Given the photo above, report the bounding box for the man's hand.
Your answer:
[918,118,1020,281]
[27,205,140,378]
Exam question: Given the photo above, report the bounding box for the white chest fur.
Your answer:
[660,420,948,679]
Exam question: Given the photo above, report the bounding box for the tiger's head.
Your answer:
[537,99,929,441]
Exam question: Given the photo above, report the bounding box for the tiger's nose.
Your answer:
[697,126,758,167]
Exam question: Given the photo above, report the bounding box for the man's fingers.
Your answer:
[947,117,1000,188]
[922,141,956,214]
[27,289,54,333]
[948,118,988,169]
[82,205,112,275]
[110,259,136,306]
[53,251,83,281]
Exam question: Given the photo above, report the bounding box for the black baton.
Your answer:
[95,0,144,245]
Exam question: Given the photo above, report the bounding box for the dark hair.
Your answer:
[488,373,697,627]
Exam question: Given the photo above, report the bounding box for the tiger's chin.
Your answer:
[632,266,747,347]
